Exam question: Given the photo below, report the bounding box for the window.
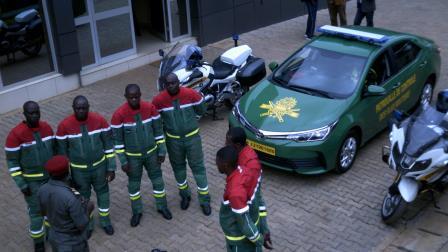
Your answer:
[0,0,55,88]
[391,41,421,73]
[367,52,391,86]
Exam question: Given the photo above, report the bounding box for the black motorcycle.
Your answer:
[0,8,44,62]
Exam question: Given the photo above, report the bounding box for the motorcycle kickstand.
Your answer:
[429,189,441,209]
[211,106,223,121]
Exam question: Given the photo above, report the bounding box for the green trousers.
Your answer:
[24,180,47,244]
[226,240,262,252]
[70,162,111,229]
[166,134,210,205]
[127,153,167,214]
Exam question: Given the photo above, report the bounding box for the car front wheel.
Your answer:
[420,82,433,105]
[334,131,359,174]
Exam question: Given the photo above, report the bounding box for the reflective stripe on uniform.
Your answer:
[23,173,44,178]
[177,180,188,190]
[166,128,199,139]
[125,145,158,157]
[11,171,22,177]
[29,225,45,238]
[8,167,21,172]
[197,186,209,195]
[224,216,260,242]
[70,155,106,169]
[153,189,166,198]
[105,149,115,159]
[129,191,141,201]
[98,208,109,216]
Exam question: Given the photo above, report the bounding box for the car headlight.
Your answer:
[283,121,337,142]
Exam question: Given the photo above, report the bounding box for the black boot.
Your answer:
[130,213,142,227]
[34,242,45,252]
[157,208,173,220]
[180,196,191,210]
[102,225,114,235]
[201,204,212,216]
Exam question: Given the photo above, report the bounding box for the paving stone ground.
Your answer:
[1,0,448,251]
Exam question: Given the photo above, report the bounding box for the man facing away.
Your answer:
[226,127,273,250]
[217,146,264,252]
[152,73,211,216]
[4,101,55,252]
[111,84,172,227]
[56,96,116,236]
[38,155,94,252]
[327,0,347,26]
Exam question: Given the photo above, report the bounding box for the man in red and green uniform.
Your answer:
[216,146,263,252]
[4,101,55,252]
[111,84,172,227]
[152,73,211,215]
[56,96,116,236]
[226,127,273,249]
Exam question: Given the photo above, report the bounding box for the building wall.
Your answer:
[192,0,327,46]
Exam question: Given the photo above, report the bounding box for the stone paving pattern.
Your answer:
[1,0,448,251]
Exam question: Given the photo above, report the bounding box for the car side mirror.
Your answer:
[159,49,165,57]
[268,62,279,72]
[365,85,386,96]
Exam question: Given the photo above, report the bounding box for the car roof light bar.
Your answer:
[318,25,390,44]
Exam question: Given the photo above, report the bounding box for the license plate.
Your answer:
[247,139,276,156]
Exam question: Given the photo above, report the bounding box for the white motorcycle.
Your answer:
[381,97,448,224]
[158,41,266,119]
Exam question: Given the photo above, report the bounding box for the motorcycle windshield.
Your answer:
[159,44,190,78]
[404,105,445,157]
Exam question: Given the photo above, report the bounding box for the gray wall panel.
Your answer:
[199,0,233,16]
[234,2,255,34]
[199,9,234,45]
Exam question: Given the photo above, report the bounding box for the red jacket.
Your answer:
[238,145,261,179]
[223,166,260,214]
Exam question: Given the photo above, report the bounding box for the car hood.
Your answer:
[237,80,350,132]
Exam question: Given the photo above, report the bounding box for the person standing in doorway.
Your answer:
[301,0,318,39]
[327,0,347,26]
[353,0,376,27]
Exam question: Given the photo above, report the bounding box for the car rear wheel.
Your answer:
[334,131,359,174]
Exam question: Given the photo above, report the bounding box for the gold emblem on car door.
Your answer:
[260,97,300,123]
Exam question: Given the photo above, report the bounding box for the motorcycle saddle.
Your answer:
[15,9,38,24]
[212,57,236,79]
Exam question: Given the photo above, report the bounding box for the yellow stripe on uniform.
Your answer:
[225,235,246,241]
[11,171,22,177]
[71,155,105,168]
[156,139,166,144]
[115,149,125,154]
[166,132,181,139]
[106,153,115,159]
[185,128,199,137]
[147,145,158,154]
[259,211,267,217]
[23,173,44,178]
[130,195,141,201]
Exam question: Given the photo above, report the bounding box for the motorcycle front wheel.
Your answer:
[22,42,42,57]
[381,192,407,224]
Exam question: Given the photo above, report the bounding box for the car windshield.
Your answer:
[272,46,367,99]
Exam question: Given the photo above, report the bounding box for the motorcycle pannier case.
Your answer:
[15,9,38,24]
[236,57,266,87]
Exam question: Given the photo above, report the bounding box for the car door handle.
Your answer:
[419,60,427,68]
[393,82,401,89]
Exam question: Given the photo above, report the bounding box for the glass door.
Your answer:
[164,0,191,42]
[73,0,136,68]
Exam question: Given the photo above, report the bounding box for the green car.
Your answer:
[229,25,441,174]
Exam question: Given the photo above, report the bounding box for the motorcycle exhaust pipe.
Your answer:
[204,94,215,105]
